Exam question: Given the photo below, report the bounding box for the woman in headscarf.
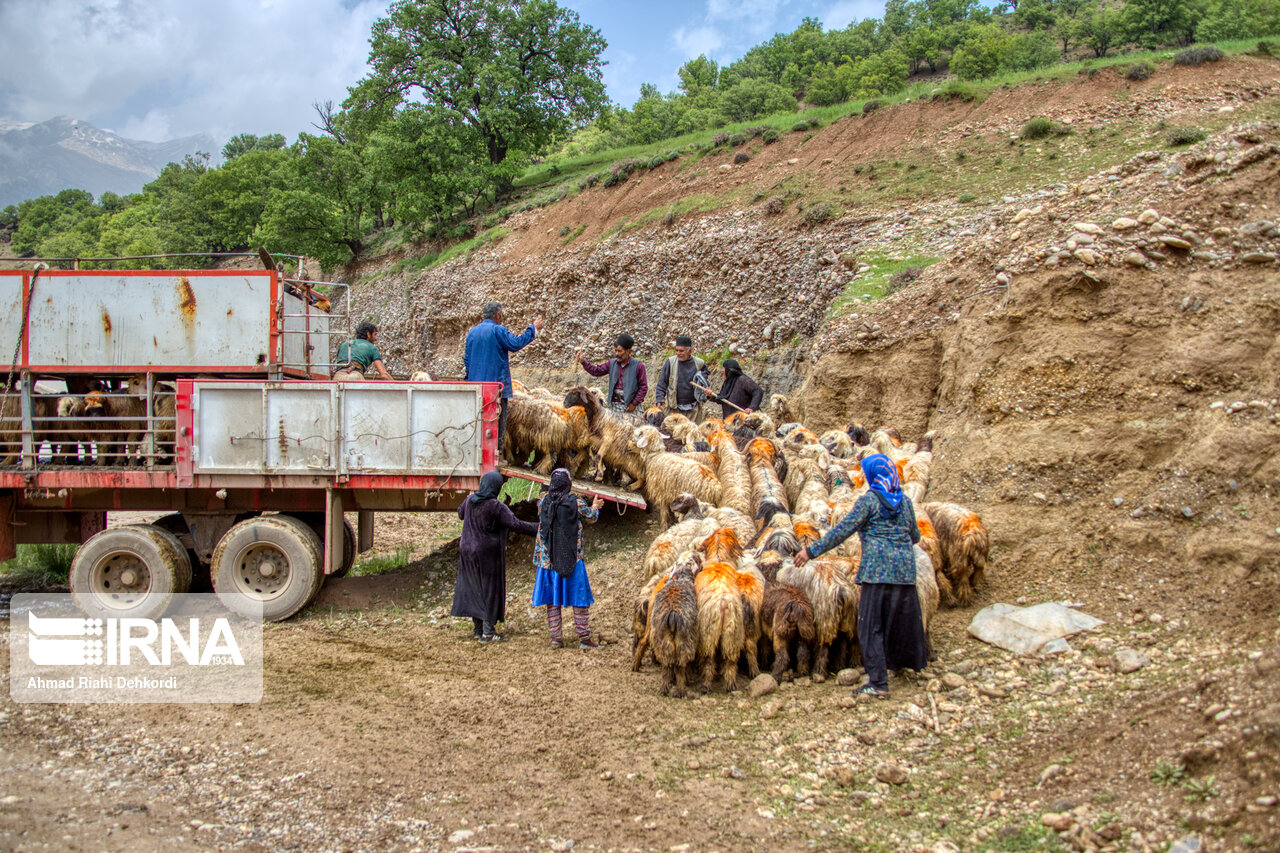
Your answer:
[531,469,604,649]
[705,358,764,419]
[452,471,539,642]
[793,454,927,698]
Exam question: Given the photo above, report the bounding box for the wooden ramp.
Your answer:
[499,466,648,509]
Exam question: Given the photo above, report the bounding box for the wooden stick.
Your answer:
[692,381,745,413]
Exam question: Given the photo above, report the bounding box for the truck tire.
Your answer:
[70,526,182,620]
[151,513,210,591]
[124,524,193,593]
[211,515,324,621]
[289,514,357,578]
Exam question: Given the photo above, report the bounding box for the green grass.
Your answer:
[561,223,587,245]
[430,226,510,268]
[350,546,412,577]
[0,544,77,589]
[829,253,940,317]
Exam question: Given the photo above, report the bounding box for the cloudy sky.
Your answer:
[0,0,886,145]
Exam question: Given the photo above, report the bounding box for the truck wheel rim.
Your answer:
[233,543,291,600]
[88,551,153,608]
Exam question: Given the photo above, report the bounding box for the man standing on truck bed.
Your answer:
[465,302,544,458]
[334,322,394,380]
[576,334,647,415]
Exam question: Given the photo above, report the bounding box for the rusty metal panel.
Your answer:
[280,291,331,376]
[264,385,335,471]
[341,385,485,476]
[25,271,274,369]
[0,273,23,366]
[191,385,266,472]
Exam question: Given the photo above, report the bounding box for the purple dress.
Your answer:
[452,498,538,624]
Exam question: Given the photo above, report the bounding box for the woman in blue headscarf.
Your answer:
[532,469,604,649]
[793,453,927,698]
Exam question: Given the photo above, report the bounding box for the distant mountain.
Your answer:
[0,116,217,208]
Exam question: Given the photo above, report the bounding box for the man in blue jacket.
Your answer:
[464,301,543,460]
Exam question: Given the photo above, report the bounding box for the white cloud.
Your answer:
[819,0,884,29]
[672,25,726,60]
[0,0,386,144]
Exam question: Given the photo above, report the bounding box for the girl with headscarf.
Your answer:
[705,358,764,419]
[531,469,604,648]
[793,454,927,698]
[452,471,539,642]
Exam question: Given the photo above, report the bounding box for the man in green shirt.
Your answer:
[334,322,394,381]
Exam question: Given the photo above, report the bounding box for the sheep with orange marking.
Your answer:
[671,494,755,547]
[921,501,990,607]
[746,437,790,531]
[504,397,591,476]
[705,427,751,517]
[646,552,703,697]
[643,501,717,578]
[629,425,722,529]
[694,558,747,692]
[900,432,935,504]
[784,441,832,509]
[913,505,955,606]
[819,429,854,460]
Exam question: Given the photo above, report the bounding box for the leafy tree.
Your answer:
[361,0,607,169]
[193,148,293,251]
[10,189,96,256]
[1077,2,1124,55]
[678,55,719,93]
[95,198,166,268]
[221,133,287,161]
[1123,0,1203,46]
[717,77,798,123]
[1197,0,1280,39]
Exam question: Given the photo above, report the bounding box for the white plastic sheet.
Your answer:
[967,602,1105,655]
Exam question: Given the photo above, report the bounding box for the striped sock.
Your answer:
[547,605,563,642]
[572,606,590,639]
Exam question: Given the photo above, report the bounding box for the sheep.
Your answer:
[921,502,990,607]
[504,398,591,475]
[759,581,816,680]
[694,559,747,692]
[913,543,940,659]
[643,406,665,428]
[746,437,790,530]
[83,388,146,466]
[408,370,434,381]
[662,413,703,450]
[846,422,872,447]
[647,554,703,698]
[913,505,955,606]
[125,375,177,465]
[630,570,668,668]
[643,505,717,578]
[706,428,751,517]
[777,556,858,682]
[819,429,854,460]
[766,394,794,424]
[630,425,722,528]
[670,494,755,546]
[734,554,766,680]
[900,432,935,504]
[0,393,60,466]
[784,442,831,509]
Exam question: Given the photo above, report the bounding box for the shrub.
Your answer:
[931,81,980,102]
[862,100,882,115]
[602,170,624,187]
[802,202,836,227]
[713,132,731,146]
[1165,126,1207,147]
[1174,45,1224,66]
[1251,40,1276,57]
[663,211,676,226]
[761,128,779,144]
[665,150,681,162]
[791,120,811,132]
[958,192,976,203]
[1125,62,1155,81]
[763,196,786,215]
[887,267,923,292]
[729,133,747,147]
[648,154,667,170]
[1020,117,1054,139]
[733,152,751,164]
[954,150,968,163]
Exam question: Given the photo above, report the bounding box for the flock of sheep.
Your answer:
[504,383,989,698]
[0,375,176,467]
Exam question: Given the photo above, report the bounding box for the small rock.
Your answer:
[1113,649,1150,673]
[1124,251,1149,267]
[875,762,909,785]
[748,673,778,698]
[1073,222,1104,235]
[448,829,476,843]
[599,770,613,781]
[1181,506,1195,518]
[1160,235,1192,250]
[1113,496,1125,507]
[1073,248,1100,266]
[836,669,860,686]
[1168,836,1202,853]
[1256,795,1278,807]
[1112,217,1139,231]
[1041,812,1074,831]
[1039,763,1066,786]
[1242,252,1277,264]
[760,700,783,720]
[1138,208,1159,224]
[942,673,967,689]
[833,767,858,788]
[722,765,747,780]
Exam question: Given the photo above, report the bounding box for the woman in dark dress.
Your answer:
[453,471,539,642]
[793,454,927,698]
[705,358,764,419]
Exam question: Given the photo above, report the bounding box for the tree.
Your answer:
[1077,2,1124,55]
[221,133,287,161]
[678,55,719,93]
[717,78,797,123]
[362,0,607,169]
[1123,0,1203,46]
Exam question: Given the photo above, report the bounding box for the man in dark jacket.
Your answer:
[576,334,648,414]
[465,302,543,456]
[706,358,764,419]
[655,335,708,422]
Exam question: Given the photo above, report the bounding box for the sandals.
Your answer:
[852,684,889,699]
[479,633,505,643]
[550,639,564,649]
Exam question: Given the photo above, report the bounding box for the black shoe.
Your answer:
[479,633,505,643]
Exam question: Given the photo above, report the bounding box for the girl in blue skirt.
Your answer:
[532,469,604,649]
